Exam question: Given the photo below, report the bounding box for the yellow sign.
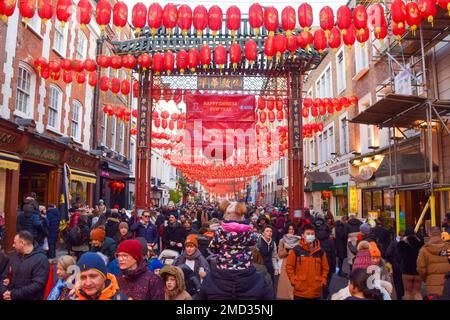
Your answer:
[349,186,358,214]
[0,159,19,170]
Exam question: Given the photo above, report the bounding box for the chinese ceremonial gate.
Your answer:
[111,20,322,219]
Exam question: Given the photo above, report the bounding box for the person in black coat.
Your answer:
[0,231,50,300]
[314,218,336,299]
[16,204,42,241]
[46,206,61,259]
[385,231,405,300]
[344,215,362,234]
[105,212,121,239]
[372,218,392,257]
[334,216,349,278]
[162,214,186,253]
[397,229,423,300]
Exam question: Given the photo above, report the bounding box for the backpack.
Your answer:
[68,226,85,246]
[178,263,201,297]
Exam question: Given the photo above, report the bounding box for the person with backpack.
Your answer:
[16,203,42,242]
[314,217,336,299]
[68,215,90,259]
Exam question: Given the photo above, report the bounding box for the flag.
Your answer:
[59,163,70,221]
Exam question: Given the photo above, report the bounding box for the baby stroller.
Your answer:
[158,249,180,265]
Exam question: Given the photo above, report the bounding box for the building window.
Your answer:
[355,42,369,76]
[119,122,125,155]
[340,116,349,154]
[16,66,32,115]
[71,100,82,141]
[75,31,87,60]
[310,139,315,166]
[336,48,346,94]
[316,64,332,98]
[323,130,328,162]
[328,125,334,157]
[101,113,107,146]
[53,20,67,56]
[130,141,135,174]
[48,85,62,131]
[318,134,323,164]
[25,14,41,35]
[111,117,117,150]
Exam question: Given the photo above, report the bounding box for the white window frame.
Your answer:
[53,19,68,57]
[101,113,107,146]
[310,139,315,166]
[15,63,36,119]
[339,113,350,155]
[315,63,332,99]
[24,14,42,37]
[327,123,335,159]
[111,117,117,151]
[75,31,87,60]
[47,85,63,133]
[354,41,369,79]
[130,140,135,174]
[323,130,328,162]
[336,47,346,94]
[359,94,374,153]
[318,133,323,164]
[119,121,125,155]
[71,100,82,142]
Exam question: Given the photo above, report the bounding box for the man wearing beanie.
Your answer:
[89,228,117,265]
[75,252,120,300]
[116,240,165,300]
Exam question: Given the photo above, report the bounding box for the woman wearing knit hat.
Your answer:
[160,265,192,300]
[113,222,132,245]
[352,241,373,271]
[369,242,395,299]
[115,240,165,300]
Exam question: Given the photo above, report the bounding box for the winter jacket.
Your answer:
[117,260,165,300]
[47,279,73,300]
[105,218,120,239]
[397,235,423,275]
[285,238,329,299]
[345,218,362,235]
[257,236,278,276]
[162,222,186,253]
[69,211,80,230]
[416,239,450,295]
[316,226,337,274]
[198,265,273,300]
[253,262,274,298]
[131,221,158,245]
[334,220,347,260]
[0,251,9,280]
[372,226,392,257]
[16,205,42,240]
[46,208,61,244]
[113,231,132,245]
[174,248,210,280]
[75,273,120,300]
[160,265,192,300]
[35,215,48,245]
[90,237,117,265]
[0,249,50,300]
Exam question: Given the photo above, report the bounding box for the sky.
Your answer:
[127,0,349,27]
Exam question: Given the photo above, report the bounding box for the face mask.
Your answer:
[305,235,315,243]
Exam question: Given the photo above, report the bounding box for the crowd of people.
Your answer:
[0,193,449,300]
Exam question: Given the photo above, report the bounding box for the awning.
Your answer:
[304,171,333,192]
[0,151,21,171]
[330,183,348,196]
[68,166,97,184]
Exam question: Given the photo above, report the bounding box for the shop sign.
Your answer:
[359,166,375,180]
[329,162,347,173]
[0,132,17,147]
[24,144,61,164]
[349,186,358,214]
[198,76,243,90]
[67,153,97,171]
[356,180,377,189]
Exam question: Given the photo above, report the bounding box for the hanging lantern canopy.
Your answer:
[392,21,406,42]
[20,0,36,26]
[83,58,96,73]
[113,1,128,32]
[188,48,199,72]
[121,80,130,96]
[264,36,275,61]
[200,45,212,69]
[343,24,356,48]
[229,43,242,70]
[1,0,17,23]
[193,5,207,37]
[391,0,407,29]
[137,53,152,70]
[96,0,112,31]
[153,53,164,75]
[313,29,327,54]
[281,6,296,37]
[147,3,163,37]
[328,27,341,53]
[176,50,188,74]
[264,6,279,37]
[249,3,263,37]
[163,3,178,38]
[214,45,227,71]
[208,5,222,38]
[132,2,147,35]
[353,5,368,32]
[297,31,313,50]
[418,0,437,26]
[96,55,111,69]
[274,34,287,61]
[245,39,257,65]
[336,5,351,35]
[100,76,109,92]
[88,71,98,87]
[319,6,334,38]
[298,3,313,32]
[110,55,122,69]
[226,5,241,40]
[405,1,421,35]
[177,4,192,37]
[56,0,72,28]
[164,51,175,75]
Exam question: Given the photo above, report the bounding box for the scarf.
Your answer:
[47,279,67,300]
[183,248,201,261]
[282,234,301,250]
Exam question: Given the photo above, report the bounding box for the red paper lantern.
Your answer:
[71,59,84,73]
[264,6,279,37]
[122,55,136,70]
[438,0,450,15]
[258,97,266,110]
[153,85,161,101]
[100,76,109,92]
[163,3,177,37]
[328,27,341,52]
[229,43,242,70]
[96,0,112,31]
[267,97,275,111]
[152,53,164,75]
[169,119,175,131]
[110,55,122,70]
[152,111,159,119]
[88,71,98,87]
[264,36,275,61]
[96,55,111,69]
[343,24,356,47]
[319,6,334,38]
[374,20,388,41]
[131,128,137,136]
[302,107,309,118]
[188,49,199,72]
[193,5,207,37]
[56,0,72,28]
[274,34,287,60]
[154,118,160,128]
[131,109,138,118]
[200,45,212,69]
[353,5,368,31]
[147,3,163,37]
[83,58,96,72]
[356,27,370,44]
[286,35,298,53]
[298,3,313,32]
[40,67,50,79]
[160,111,170,119]
[132,2,147,34]
[163,87,172,102]
[121,80,130,96]
[19,0,36,24]
[226,5,241,39]
[282,6,296,37]
[297,31,313,50]
[392,21,406,42]
[37,0,53,23]
[245,39,257,65]
[405,1,421,35]
[173,90,182,105]
[76,0,91,28]
[113,1,128,32]
[110,78,121,95]
[313,29,327,54]
[161,119,168,130]
[313,98,322,108]
[311,106,318,117]
[214,45,227,71]
[249,3,263,37]
[177,4,192,37]
[76,71,86,85]
[268,110,275,123]
[137,53,152,70]
[339,97,349,108]
[176,50,188,74]
[208,5,222,38]
[418,0,437,26]
[303,98,313,108]
[132,81,139,97]
[369,3,385,35]
[34,56,48,71]
[49,60,61,76]
[123,108,131,122]
[336,5,352,35]
[62,71,73,84]
[349,96,359,106]
[1,0,17,23]
[164,51,175,75]
[391,0,407,29]
[116,106,125,120]
[259,111,267,123]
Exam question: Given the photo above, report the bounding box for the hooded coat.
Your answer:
[397,235,423,275]
[160,265,192,300]
[416,238,450,295]
[174,248,210,279]
[105,217,120,239]
[75,273,120,300]
[334,220,348,260]
[16,204,42,240]
[117,260,165,300]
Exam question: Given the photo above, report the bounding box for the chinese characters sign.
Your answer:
[197,76,243,91]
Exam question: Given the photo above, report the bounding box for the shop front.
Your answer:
[329,183,349,216]
[97,160,131,209]
[304,171,333,213]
